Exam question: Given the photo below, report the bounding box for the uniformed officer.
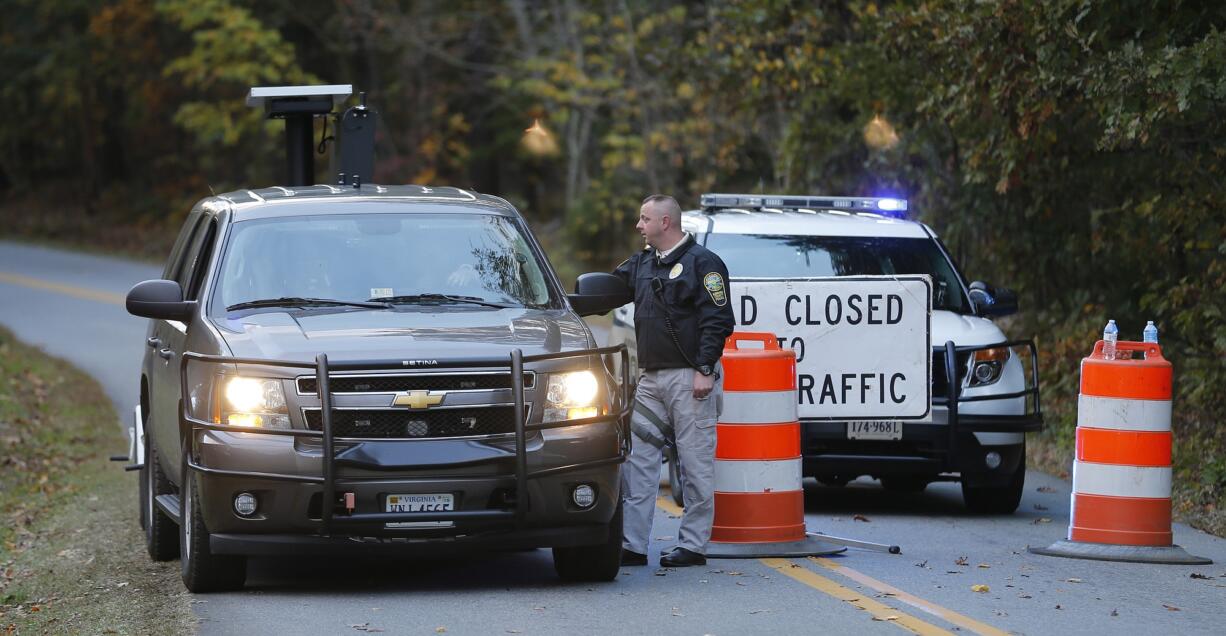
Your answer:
[613,194,735,567]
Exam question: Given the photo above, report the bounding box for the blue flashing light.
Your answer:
[876,198,905,212]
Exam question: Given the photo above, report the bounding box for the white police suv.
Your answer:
[611,194,1042,513]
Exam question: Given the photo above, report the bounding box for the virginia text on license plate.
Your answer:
[847,421,903,440]
[385,493,454,529]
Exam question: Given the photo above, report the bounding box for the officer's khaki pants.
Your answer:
[622,367,720,556]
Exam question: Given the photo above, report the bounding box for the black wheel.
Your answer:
[180,465,246,592]
[144,436,179,561]
[553,499,623,582]
[962,445,1026,514]
[880,475,932,493]
[666,446,685,508]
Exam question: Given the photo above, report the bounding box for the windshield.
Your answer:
[703,233,969,313]
[210,213,555,315]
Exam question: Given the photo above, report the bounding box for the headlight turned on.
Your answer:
[220,376,290,429]
[968,347,1009,387]
[545,370,603,422]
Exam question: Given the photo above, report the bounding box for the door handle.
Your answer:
[147,337,161,348]
[158,348,174,360]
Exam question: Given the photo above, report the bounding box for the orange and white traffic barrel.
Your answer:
[707,332,844,558]
[1031,339,1210,565]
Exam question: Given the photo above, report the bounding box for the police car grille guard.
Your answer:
[931,339,1043,466]
[179,345,631,535]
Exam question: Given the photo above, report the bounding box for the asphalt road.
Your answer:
[2,239,1224,635]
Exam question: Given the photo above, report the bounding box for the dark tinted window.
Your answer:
[704,233,968,312]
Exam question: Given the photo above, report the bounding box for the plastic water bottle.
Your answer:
[1103,319,1119,360]
[1143,320,1159,343]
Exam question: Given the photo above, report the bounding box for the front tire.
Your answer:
[553,499,623,582]
[962,444,1026,514]
[180,466,246,592]
[143,437,179,561]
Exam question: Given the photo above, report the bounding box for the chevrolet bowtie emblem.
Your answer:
[391,391,444,409]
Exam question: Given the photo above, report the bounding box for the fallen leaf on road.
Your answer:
[946,570,961,574]
[915,560,928,568]
[1163,604,1181,612]
[1037,486,1057,493]
[1066,578,1082,583]
[736,581,747,586]
[1033,503,1049,511]
[727,571,743,576]
[955,556,969,566]
[871,615,900,622]
[1033,518,1052,524]
[1189,573,1214,580]
[971,584,990,593]
[1111,609,1119,617]
[853,514,871,522]
[654,569,668,576]
[672,607,684,617]
[1055,605,1062,610]
[1019,594,1033,599]
[506,631,522,634]
[436,628,447,634]
[748,609,773,614]
[977,563,991,569]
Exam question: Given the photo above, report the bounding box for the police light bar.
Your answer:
[700,193,908,215]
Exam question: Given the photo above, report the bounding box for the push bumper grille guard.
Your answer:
[179,345,631,535]
[934,339,1043,461]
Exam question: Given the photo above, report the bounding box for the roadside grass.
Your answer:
[0,327,195,634]
[0,186,181,264]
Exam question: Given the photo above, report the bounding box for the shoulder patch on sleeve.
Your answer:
[703,272,727,306]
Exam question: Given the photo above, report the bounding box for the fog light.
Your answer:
[572,484,596,508]
[984,451,1002,470]
[234,492,258,517]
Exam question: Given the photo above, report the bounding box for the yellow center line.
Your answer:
[812,557,1011,636]
[762,558,951,635]
[0,271,126,306]
[655,495,950,634]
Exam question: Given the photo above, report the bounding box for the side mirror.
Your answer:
[126,280,196,322]
[968,281,1018,317]
[568,273,632,317]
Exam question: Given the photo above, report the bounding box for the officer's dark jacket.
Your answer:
[613,235,736,370]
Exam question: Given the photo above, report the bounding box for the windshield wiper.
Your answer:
[373,293,517,309]
[226,297,391,311]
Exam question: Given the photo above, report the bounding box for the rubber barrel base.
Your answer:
[1029,539,1211,565]
[706,535,847,559]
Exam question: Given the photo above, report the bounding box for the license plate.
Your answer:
[385,493,454,529]
[847,421,903,440]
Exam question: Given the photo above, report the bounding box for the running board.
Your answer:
[155,494,182,525]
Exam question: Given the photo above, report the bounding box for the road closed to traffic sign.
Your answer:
[730,276,932,420]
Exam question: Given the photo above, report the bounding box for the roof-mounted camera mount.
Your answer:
[247,85,376,188]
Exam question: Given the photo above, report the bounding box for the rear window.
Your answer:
[703,233,969,313]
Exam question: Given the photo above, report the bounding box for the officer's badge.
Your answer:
[703,272,727,306]
[669,263,683,279]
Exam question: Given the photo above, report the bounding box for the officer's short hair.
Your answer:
[641,194,682,224]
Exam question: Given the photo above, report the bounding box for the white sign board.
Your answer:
[730,276,932,420]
